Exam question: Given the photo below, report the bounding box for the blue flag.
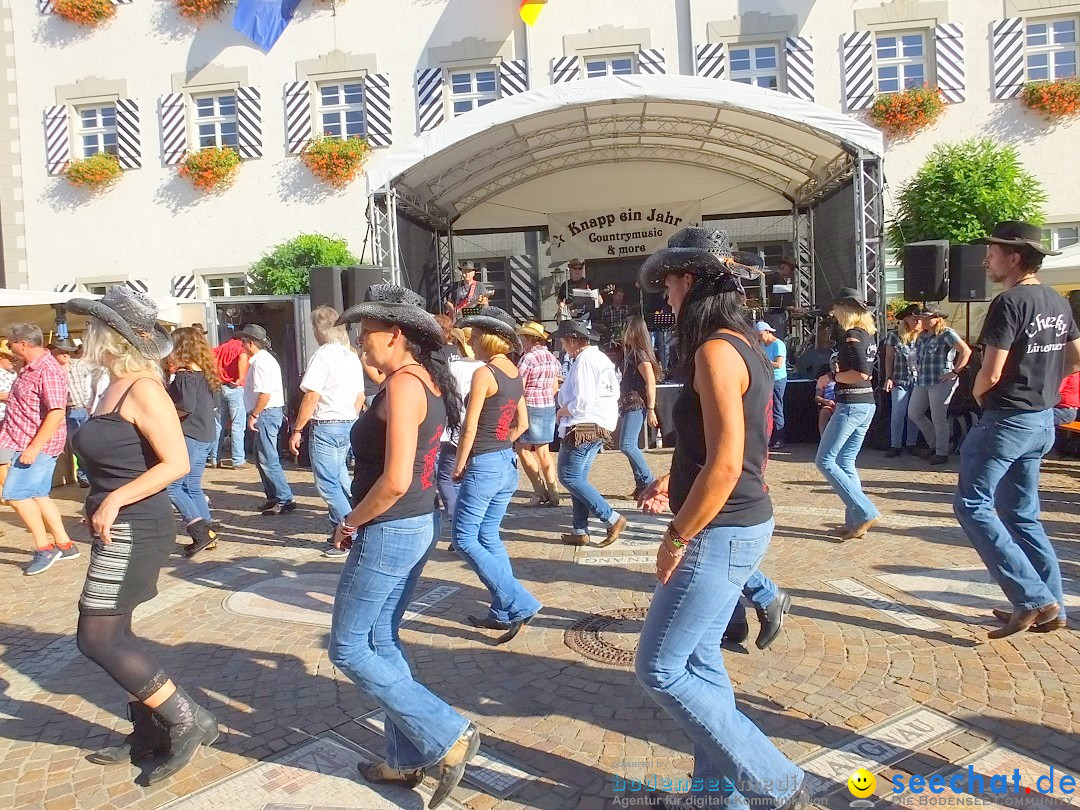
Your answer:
[232,0,301,52]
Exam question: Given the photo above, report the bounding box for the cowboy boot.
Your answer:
[144,687,219,784]
[544,478,561,507]
[87,701,170,765]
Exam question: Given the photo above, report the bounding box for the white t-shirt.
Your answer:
[300,342,365,421]
[442,358,485,444]
[244,349,285,412]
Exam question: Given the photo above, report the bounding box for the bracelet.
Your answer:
[665,524,689,549]
[338,520,358,535]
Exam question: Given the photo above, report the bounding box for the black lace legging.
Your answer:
[76,612,168,702]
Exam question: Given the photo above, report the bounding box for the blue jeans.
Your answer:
[214,385,247,465]
[453,449,542,625]
[436,442,460,536]
[636,520,803,810]
[729,570,780,624]
[166,436,214,524]
[889,383,919,448]
[558,438,619,535]
[954,409,1065,621]
[66,408,89,483]
[618,408,655,488]
[310,420,354,527]
[771,379,787,443]
[328,512,469,770]
[253,407,293,504]
[815,402,880,530]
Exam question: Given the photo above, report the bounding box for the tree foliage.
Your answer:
[248,234,358,295]
[887,138,1047,253]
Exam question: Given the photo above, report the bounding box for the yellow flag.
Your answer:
[520,0,546,26]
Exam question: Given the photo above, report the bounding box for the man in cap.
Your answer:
[51,338,92,487]
[445,261,482,318]
[557,258,603,325]
[954,221,1080,638]
[756,321,788,449]
[238,325,296,515]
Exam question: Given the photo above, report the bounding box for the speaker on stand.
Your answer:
[309,266,346,312]
[903,240,949,302]
[948,244,991,340]
[342,265,390,310]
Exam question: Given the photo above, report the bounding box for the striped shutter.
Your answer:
[507,255,539,321]
[114,98,141,169]
[842,31,875,111]
[551,56,580,84]
[934,23,966,103]
[171,275,198,299]
[159,93,187,165]
[43,105,70,175]
[37,0,55,12]
[637,48,666,75]
[499,59,528,97]
[991,18,1025,100]
[53,283,79,293]
[784,37,816,102]
[125,280,149,293]
[695,43,727,79]
[364,72,392,147]
[236,86,262,159]
[416,68,444,133]
[284,81,312,154]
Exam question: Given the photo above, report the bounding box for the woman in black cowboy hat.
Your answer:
[66,286,219,784]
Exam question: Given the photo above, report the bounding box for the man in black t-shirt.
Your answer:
[953,221,1080,639]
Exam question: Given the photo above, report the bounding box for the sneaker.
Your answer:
[262,501,297,516]
[322,546,349,558]
[25,548,62,576]
[57,543,80,561]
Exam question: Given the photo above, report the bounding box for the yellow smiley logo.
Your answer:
[848,768,876,798]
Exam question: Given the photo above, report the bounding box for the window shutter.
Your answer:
[551,56,581,84]
[842,31,875,111]
[784,37,816,102]
[125,280,149,293]
[637,48,666,75]
[508,255,539,321]
[171,275,197,299]
[236,86,262,159]
[991,18,1025,100]
[284,81,312,154]
[38,0,55,11]
[934,23,966,103]
[499,59,528,97]
[159,93,187,165]
[364,73,392,147]
[53,283,78,293]
[416,68,444,133]
[114,98,141,169]
[43,105,70,175]
[695,43,727,79]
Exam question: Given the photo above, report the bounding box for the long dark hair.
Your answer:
[674,273,768,379]
[622,316,662,381]
[405,337,461,433]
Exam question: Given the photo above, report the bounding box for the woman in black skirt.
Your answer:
[68,288,219,784]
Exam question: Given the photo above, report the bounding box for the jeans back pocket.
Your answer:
[726,531,771,587]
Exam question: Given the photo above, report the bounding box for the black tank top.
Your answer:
[669,333,773,528]
[71,378,174,520]
[471,363,523,456]
[350,372,445,524]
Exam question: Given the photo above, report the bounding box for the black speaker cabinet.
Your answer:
[309,266,345,312]
[343,265,390,310]
[948,244,990,302]
[903,240,949,301]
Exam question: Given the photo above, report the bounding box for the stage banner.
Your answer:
[548,200,702,264]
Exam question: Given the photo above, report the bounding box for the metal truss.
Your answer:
[795,151,854,206]
[434,228,454,303]
[853,154,886,331]
[370,190,400,286]
[787,207,816,349]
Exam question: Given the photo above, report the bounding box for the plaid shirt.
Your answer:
[913,328,961,385]
[0,366,16,422]
[884,330,918,384]
[598,304,633,345]
[518,344,560,407]
[65,358,93,409]
[0,351,68,456]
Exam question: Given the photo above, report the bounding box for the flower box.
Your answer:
[300,136,371,188]
[178,147,241,192]
[1020,77,1080,119]
[175,0,230,21]
[869,85,946,138]
[53,0,115,27]
[64,152,123,191]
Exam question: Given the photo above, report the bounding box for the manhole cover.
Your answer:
[564,606,649,666]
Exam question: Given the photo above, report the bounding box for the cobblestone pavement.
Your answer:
[0,444,1077,810]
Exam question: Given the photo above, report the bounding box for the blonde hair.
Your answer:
[478,332,513,357]
[311,305,350,346]
[82,320,160,379]
[898,316,920,345]
[927,313,950,336]
[833,302,877,335]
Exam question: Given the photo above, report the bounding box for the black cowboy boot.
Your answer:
[87,701,170,765]
[184,520,218,558]
[145,686,219,784]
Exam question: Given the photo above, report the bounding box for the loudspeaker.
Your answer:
[903,240,949,301]
[948,244,990,302]
[343,265,390,310]
[795,346,833,381]
[309,266,345,312]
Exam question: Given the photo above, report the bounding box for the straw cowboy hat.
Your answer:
[336,283,443,351]
[66,286,173,361]
[460,306,522,352]
[516,321,549,342]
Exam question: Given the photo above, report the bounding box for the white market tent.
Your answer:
[0,288,196,337]
[1040,242,1080,292]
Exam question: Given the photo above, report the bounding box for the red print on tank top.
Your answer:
[420,425,443,490]
[494,399,517,441]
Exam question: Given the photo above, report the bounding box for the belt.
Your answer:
[313,419,354,424]
[223,382,241,388]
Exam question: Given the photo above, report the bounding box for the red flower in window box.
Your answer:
[174,0,230,21]
[53,0,115,27]
[178,147,241,192]
[1020,78,1080,119]
[868,85,946,138]
[64,153,123,191]
[300,136,371,188]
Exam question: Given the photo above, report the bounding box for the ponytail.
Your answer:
[405,338,462,433]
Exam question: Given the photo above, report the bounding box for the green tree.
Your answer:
[887,138,1047,253]
[248,234,358,295]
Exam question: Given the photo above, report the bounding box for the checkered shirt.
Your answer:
[884,330,918,385]
[0,366,15,422]
[598,304,633,343]
[913,328,961,385]
[518,345,560,407]
[65,358,93,409]
[0,351,68,455]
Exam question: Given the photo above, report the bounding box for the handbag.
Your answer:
[566,422,612,447]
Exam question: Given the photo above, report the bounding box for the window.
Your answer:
[477,260,510,311]
[78,106,117,158]
[875,31,927,93]
[1042,224,1080,252]
[86,284,110,296]
[193,93,238,150]
[729,45,781,90]
[205,275,247,298]
[1026,17,1079,81]
[584,55,635,79]
[448,69,498,117]
[318,81,366,139]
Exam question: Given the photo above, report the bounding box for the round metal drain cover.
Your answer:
[564,606,649,666]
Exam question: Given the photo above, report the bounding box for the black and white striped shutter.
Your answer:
[54,283,79,293]
[991,18,1025,100]
[842,31,875,111]
[499,59,528,96]
[43,105,70,175]
[508,255,539,321]
[364,73,392,147]
[416,69,444,133]
[637,48,666,75]
[114,98,141,169]
[37,0,55,12]
[784,37,816,102]
[284,82,312,154]
[934,24,966,103]
[236,86,262,159]
[695,44,727,79]
[160,93,187,165]
[171,275,198,299]
[551,56,580,83]
[125,280,149,294]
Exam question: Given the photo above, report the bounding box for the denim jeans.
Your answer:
[328,511,469,770]
[66,407,89,483]
[166,436,214,524]
[558,438,619,535]
[214,385,247,465]
[771,379,787,443]
[436,442,460,536]
[815,402,879,529]
[636,520,803,810]
[889,383,919,449]
[453,449,542,625]
[954,409,1065,621]
[729,570,780,625]
[1053,406,1077,428]
[253,407,293,504]
[618,408,656,488]
[310,420,354,527]
[909,378,959,456]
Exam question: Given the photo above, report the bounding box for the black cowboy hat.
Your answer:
[336,284,443,351]
[833,287,869,309]
[458,260,478,272]
[979,220,1061,256]
[235,324,272,349]
[49,338,78,353]
[460,306,522,351]
[66,286,173,361]
[553,320,599,343]
[639,227,764,294]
